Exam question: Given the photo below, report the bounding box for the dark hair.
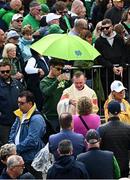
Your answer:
[121,7,130,22]
[102,18,112,25]
[55,1,66,11]
[19,91,35,105]
[59,113,72,129]
[73,71,84,78]
[0,60,11,68]
[49,58,65,67]
[58,139,73,155]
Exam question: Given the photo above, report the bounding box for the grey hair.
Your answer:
[0,144,16,161]
[7,155,23,169]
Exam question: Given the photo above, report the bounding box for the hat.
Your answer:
[7,30,20,40]
[46,13,61,24]
[86,129,100,144]
[48,24,64,34]
[41,4,50,14]
[108,100,121,115]
[111,80,126,92]
[12,13,23,21]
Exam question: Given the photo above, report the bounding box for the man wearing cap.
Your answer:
[6,30,20,44]
[104,80,130,124]
[22,1,42,31]
[98,100,130,177]
[77,129,120,179]
[35,13,61,37]
[9,13,23,35]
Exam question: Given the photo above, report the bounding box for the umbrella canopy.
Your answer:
[31,34,100,61]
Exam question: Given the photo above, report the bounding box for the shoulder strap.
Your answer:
[79,115,89,130]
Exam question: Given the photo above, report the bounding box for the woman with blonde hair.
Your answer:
[2,43,23,80]
[92,21,102,44]
[73,96,101,137]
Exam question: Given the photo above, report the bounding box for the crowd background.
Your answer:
[0,0,130,179]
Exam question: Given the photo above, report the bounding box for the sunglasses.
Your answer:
[128,12,130,15]
[101,26,111,31]
[0,70,10,74]
[18,101,27,105]
[16,19,23,23]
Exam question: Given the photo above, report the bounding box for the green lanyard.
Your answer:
[63,15,71,30]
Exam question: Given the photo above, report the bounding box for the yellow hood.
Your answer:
[14,103,37,121]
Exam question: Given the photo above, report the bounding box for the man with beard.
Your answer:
[0,61,23,146]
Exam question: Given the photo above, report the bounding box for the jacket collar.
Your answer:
[14,103,36,121]
[108,116,120,121]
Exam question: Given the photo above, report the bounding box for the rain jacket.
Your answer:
[9,104,46,163]
[104,94,130,124]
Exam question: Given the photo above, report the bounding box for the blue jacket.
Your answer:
[9,105,46,163]
[49,129,86,160]
[47,155,89,179]
[77,147,115,179]
[19,37,33,62]
[0,78,23,126]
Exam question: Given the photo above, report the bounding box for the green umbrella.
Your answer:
[31,34,100,60]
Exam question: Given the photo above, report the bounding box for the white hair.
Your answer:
[2,43,16,58]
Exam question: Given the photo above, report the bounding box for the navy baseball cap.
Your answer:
[108,100,121,115]
[86,129,100,144]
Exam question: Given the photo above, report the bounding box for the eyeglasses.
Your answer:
[18,101,27,105]
[101,26,111,31]
[54,67,63,71]
[0,70,10,74]
[16,19,23,23]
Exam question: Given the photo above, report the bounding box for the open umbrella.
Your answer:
[31,34,100,61]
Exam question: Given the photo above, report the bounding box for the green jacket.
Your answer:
[0,8,17,27]
[22,14,40,31]
[40,76,71,118]
[113,156,121,179]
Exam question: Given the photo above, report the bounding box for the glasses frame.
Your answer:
[0,70,10,74]
[101,26,111,31]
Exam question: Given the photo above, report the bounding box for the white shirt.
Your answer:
[15,113,27,145]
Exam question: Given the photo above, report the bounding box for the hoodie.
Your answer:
[47,155,89,179]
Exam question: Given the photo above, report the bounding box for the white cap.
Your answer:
[12,13,23,21]
[46,13,61,24]
[7,30,20,40]
[110,80,126,92]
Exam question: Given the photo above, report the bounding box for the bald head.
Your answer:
[71,0,84,16]
[10,0,22,11]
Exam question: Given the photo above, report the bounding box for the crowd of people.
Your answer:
[0,0,130,179]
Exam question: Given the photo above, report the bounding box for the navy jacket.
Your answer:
[0,78,23,126]
[77,147,114,179]
[47,155,89,179]
[49,129,86,160]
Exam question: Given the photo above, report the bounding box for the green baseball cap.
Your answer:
[48,24,64,34]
